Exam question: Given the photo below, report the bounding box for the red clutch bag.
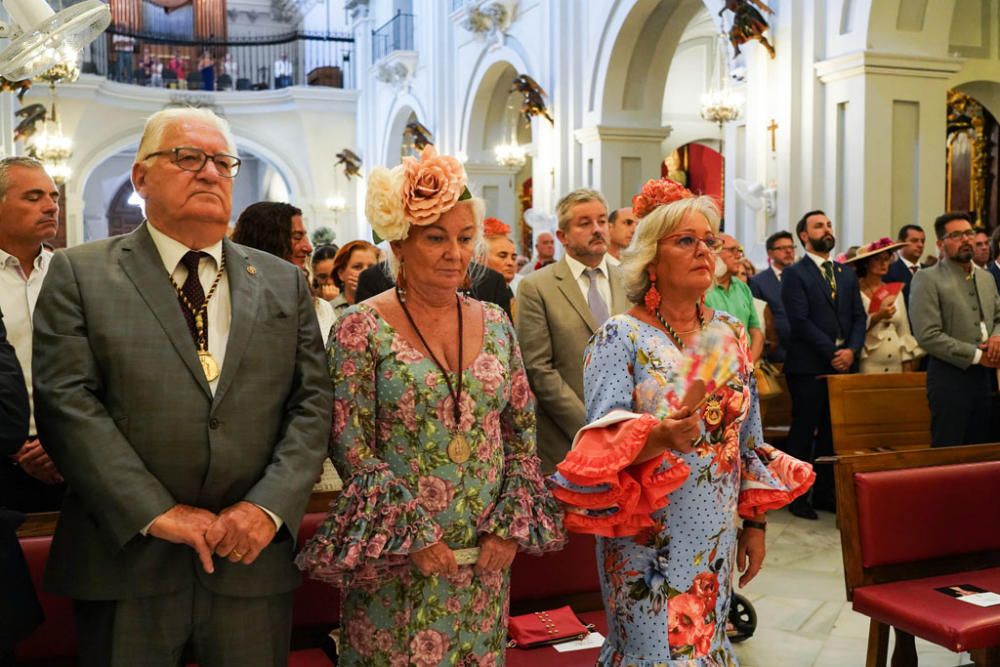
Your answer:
[507,606,593,648]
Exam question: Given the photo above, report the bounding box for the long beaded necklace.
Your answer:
[395,287,471,463]
[169,252,226,382]
[653,302,705,351]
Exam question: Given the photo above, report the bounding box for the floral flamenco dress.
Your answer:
[549,312,814,667]
[297,302,565,667]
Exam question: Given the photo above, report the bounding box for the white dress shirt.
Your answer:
[805,251,832,272]
[901,256,921,273]
[564,253,612,314]
[146,222,282,530]
[0,245,51,436]
[147,222,230,395]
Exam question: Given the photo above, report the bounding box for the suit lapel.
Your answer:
[803,258,836,308]
[118,223,212,399]
[212,239,260,408]
[608,264,628,315]
[554,259,597,333]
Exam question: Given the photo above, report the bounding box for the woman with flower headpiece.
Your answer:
[844,238,924,374]
[548,178,814,666]
[296,146,565,665]
[482,216,520,317]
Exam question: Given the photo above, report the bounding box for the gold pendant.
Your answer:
[198,350,220,382]
[447,434,471,464]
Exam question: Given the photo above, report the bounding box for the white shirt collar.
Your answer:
[564,253,609,281]
[901,256,920,270]
[0,245,51,271]
[146,220,224,274]
[805,251,831,270]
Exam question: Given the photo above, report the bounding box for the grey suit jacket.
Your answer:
[515,258,628,472]
[910,258,1000,370]
[32,223,332,600]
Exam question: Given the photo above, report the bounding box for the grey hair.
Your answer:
[620,195,721,304]
[556,188,608,232]
[0,156,47,201]
[135,107,238,163]
[386,197,488,281]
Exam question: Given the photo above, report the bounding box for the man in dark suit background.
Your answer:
[884,224,925,306]
[0,309,43,666]
[33,108,331,666]
[749,230,794,362]
[988,227,1000,295]
[781,210,866,519]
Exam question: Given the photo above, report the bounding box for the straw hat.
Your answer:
[844,237,907,264]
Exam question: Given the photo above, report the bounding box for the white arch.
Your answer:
[458,38,535,159]
[381,92,430,166]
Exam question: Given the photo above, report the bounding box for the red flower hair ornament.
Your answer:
[483,217,511,237]
[632,178,695,219]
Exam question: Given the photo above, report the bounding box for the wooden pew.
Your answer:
[826,371,931,455]
[830,444,1000,667]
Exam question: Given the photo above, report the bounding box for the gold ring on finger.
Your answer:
[232,551,244,559]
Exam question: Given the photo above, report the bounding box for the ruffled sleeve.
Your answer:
[738,375,815,518]
[295,307,442,586]
[549,412,689,537]
[547,318,690,537]
[477,314,566,553]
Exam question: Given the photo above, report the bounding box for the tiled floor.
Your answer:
[731,509,970,667]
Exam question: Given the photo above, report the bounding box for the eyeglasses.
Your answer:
[721,244,744,257]
[143,146,242,178]
[770,244,795,252]
[661,233,724,254]
[943,229,977,241]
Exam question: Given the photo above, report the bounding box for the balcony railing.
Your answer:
[84,27,356,91]
[371,11,413,63]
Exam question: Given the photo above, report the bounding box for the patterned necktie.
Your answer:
[179,251,207,345]
[910,265,918,274]
[585,268,610,326]
[821,260,837,298]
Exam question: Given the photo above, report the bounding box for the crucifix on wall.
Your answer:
[767,119,778,153]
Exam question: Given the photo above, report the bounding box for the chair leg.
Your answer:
[890,629,917,667]
[972,647,1000,666]
[866,620,890,667]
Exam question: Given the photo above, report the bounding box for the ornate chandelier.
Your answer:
[700,34,742,127]
[28,101,72,183]
[494,141,526,168]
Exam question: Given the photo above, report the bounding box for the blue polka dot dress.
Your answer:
[549,312,814,666]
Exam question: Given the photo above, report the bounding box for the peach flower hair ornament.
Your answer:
[632,177,695,219]
[364,145,471,242]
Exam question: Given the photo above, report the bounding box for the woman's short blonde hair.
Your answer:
[387,197,487,281]
[620,195,721,304]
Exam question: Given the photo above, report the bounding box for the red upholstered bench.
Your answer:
[829,444,1000,667]
[15,512,340,666]
[506,531,606,665]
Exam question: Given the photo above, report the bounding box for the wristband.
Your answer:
[742,519,767,532]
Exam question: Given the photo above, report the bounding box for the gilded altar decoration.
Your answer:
[946,89,990,226]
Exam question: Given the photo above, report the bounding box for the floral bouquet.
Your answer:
[364,145,469,241]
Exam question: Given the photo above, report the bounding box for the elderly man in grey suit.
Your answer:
[32,108,332,666]
[516,188,628,472]
[910,212,1000,448]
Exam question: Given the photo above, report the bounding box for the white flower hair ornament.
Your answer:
[365,145,470,242]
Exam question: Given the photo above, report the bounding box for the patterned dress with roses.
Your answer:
[549,312,814,667]
[296,302,565,667]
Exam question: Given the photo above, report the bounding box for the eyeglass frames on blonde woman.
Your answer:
[660,233,725,254]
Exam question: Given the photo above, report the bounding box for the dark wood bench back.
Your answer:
[827,372,932,454]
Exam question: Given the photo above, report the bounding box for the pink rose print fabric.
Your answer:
[549,313,813,666]
[296,302,565,665]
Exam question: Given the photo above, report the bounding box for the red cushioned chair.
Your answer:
[14,535,77,665]
[829,443,1000,667]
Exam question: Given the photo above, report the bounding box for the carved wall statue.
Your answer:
[458,0,518,48]
[946,89,998,231]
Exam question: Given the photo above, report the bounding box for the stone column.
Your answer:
[574,125,671,209]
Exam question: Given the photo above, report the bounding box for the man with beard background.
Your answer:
[516,188,628,472]
[910,212,1000,447]
[780,210,865,519]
